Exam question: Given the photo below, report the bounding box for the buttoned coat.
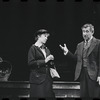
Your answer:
[28,44,51,84]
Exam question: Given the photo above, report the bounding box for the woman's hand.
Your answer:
[45,54,54,63]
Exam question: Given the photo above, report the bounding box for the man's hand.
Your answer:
[97,77,100,85]
[59,44,68,55]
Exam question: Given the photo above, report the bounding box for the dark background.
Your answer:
[0,0,100,81]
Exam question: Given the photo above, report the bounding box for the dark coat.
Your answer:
[28,44,51,84]
[28,44,55,98]
[67,37,100,81]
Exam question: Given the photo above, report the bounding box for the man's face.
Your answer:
[82,27,93,41]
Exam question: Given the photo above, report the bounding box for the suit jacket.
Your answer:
[28,44,51,84]
[67,37,100,81]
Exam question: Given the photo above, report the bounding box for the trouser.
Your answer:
[80,67,98,99]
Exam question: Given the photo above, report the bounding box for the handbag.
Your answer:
[50,67,60,78]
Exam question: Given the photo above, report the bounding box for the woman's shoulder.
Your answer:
[30,44,40,50]
[28,44,38,54]
[29,44,36,50]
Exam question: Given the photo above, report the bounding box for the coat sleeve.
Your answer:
[28,46,45,69]
[65,45,78,63]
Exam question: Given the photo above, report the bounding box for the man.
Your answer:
[59,24,100,98]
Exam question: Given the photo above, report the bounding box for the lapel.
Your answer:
[34,46,45,59]
[45,47,50,57]
[87,37,97,56]
[78,37,97,57]
[36,46,50,58]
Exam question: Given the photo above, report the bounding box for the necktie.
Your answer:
[84,41,89,49]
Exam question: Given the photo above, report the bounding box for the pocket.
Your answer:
[30,70,46,84]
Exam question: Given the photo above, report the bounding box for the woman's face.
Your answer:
[38,33,49,44]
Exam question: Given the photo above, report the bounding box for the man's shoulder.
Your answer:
[94,37,100,43]
[91,37,100,46]
[96,38,100,42]
[77,41,83,46]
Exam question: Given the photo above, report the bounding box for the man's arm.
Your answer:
[97,41,100,85]
[59,44,77,61]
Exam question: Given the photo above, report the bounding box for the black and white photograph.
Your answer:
[0,0,100,100]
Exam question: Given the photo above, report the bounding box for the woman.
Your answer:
[28,29,55,99]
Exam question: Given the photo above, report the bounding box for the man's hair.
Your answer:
[34,29,49,41]
[81,24,94,33]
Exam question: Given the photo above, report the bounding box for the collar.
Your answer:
[34,42,46,49]
[34,42,43,48]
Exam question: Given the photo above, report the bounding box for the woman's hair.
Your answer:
[34,29,50,41]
